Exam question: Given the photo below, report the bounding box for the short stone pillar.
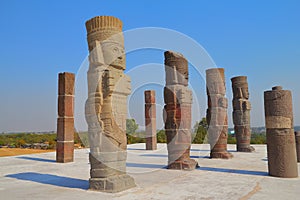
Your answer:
[163,51,198,170]
[231,76,255,152]
[295,131,300,162]
[85,16,135,192]
[56,72,75,163]
[145,90,157,150]
[206,68,233,159]
[264,86,298,178]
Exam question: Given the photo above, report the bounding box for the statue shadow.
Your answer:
[198,167,268,176]
[6,172,89,190]
[126,162,166,169]
[140,154,208,159]
[127,148,145,151]
[17,156,56,163]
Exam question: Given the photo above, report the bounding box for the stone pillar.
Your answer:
[56,72,75,163]
[145,90,157,150]
[231,76,255,152]
[163,51,198,170]
[206,68,233,159]
[85,16,135,192]
[264,86,298,178]
[295,131,300,162]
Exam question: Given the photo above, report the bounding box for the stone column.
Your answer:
[295,131,300,162]
[145,90,157,150]
[85,16,135,192]
[231,76,255,152]
[56,72,75,163]
[206,68,233,159]
[163,51,198,170]
[264,86,298,178]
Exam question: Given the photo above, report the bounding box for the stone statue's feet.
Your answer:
[168,158,199,170]
[89,174,136,193]
[237,146,255,152]
[210,151,233,159]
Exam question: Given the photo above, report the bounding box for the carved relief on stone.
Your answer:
[206,68,233,159]
[163,51,198,170]
[231,76,255,152]
[85,16,135,192]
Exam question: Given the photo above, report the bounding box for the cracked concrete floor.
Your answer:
[0,144,299,200]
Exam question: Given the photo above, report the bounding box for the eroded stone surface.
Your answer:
[163,51,198,170]
[145,90,157,150]
[56,72,75,163]
[295,131,300,163]
[85,16,135,192]
[231,76,255,152]
[264,86,298,178]
[206,68,233,159]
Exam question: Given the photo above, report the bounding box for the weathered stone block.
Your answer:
[57,117,74,141]
[56,141,74,163]
[58,95,74,117]
[264,86,298,178]
[58,72,75,95]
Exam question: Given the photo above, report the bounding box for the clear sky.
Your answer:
[0,0,299,132]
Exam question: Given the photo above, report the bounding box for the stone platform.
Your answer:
[0,144,299,199]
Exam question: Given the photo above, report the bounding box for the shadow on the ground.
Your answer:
[17,156,56,163]
[190,149,210,152]
[140,154,209,159]
[126,162,166,169]
[127,148,145,151]
[198,167,268,176]
[6,172,89,190]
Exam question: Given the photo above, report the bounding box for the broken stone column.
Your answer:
[85,16,135,192]
[163,51,198,170]
[231,76,255,152]
[206,68,233,159]
[264,86,298,178]
[145,90,157,150]
[56,72,75,163]
[295,131,300,162]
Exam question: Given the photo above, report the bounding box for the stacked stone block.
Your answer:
[163,51,198,170]
[264,86,298,178]
[231,76,255,152]
[206,68,233,159]
[56,72,75,163]
[145,90,157,150]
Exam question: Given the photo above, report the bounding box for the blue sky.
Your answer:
[0,0,299,132]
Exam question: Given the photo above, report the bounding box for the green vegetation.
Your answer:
[0,133,56,148]
[192,118,208,144]
[0,131,87,149]
[0,118,267,149]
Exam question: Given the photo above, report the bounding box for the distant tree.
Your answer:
[126,119,139,135]
[192,118,208,144]
[156,130,166,143]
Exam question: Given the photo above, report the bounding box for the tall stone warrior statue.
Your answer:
[163,51,198,170]
[264,86,298,178]
[231,76,255,152]
[85,16,135,192]
[206,68,233,159]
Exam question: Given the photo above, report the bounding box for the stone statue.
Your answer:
[264,86,298,178]
[85,16,135,192]
[163,51,198,170]
[231,76,255,152]
[206,68,233,159]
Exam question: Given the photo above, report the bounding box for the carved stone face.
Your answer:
[101,41,125,70]
[241,87,249,99]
